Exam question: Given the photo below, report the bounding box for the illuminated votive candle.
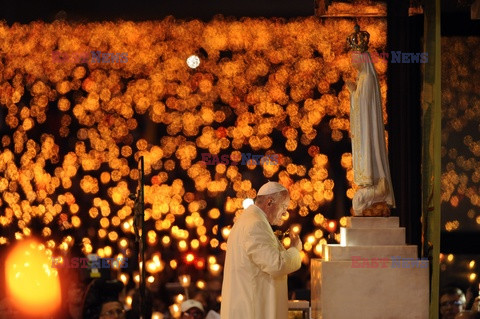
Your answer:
[169,303,181,318]
[291,224,301,235]
[5,239,62,316]
[179,274,191,288]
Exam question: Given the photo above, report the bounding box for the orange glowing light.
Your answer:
[185,253,195,263]
[5,239,61,316]
[195,259,205,269]
[326,220,337,233]
[0,18,392,290]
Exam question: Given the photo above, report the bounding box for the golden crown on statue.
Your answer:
[346,24,370,52]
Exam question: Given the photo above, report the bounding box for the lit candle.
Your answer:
[209,263,222,276]
[125,296,132,308]
[326,220,337,233]
[169,304,181,319]
[291,224,301,235]
[151,312,164,319]
[179,274,191,288]
[179,274,191,299]
[175,294,185,304]
[118,273,129,285]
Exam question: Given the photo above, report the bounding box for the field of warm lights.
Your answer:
[0,16,388,314]
[441,37,480,232]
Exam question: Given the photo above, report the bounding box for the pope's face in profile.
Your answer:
[269,194,290,226]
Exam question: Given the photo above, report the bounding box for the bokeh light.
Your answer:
[0,15,392,307]
[5,239,61,316]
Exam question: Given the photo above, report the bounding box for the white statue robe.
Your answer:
[220,204,301,319]
[350,53,395,215]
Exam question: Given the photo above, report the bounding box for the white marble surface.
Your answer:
[340,227,405,246]
[324,244,418,261]
[288,300,309,309]
[311,259,429,319]
[346,216,399,228]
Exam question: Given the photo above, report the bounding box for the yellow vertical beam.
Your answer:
[422,0,441,318]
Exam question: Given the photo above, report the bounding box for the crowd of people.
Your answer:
[1,181,479,319]
[0,181,303,319]
[54,276,221,319]
[69,181,300,319]
[440,285,480,319]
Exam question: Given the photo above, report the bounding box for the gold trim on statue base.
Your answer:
[351,202,391,217]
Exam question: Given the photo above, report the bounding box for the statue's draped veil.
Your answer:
[350,52,395,215]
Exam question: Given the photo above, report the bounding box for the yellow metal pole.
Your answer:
[422,0,441,318]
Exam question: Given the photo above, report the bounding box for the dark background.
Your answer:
[1,0,314,23]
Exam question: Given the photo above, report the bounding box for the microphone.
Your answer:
[134,156,147,319]
[132,156,144,242]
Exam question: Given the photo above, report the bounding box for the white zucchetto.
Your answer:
[257,181,287,196]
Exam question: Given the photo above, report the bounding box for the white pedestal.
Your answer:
[288,300,310,319]
[311,217,430,319]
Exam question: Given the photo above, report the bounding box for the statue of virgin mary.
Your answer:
[346,25,395,216]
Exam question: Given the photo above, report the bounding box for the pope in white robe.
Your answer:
[220,182,302,319]
[347,51,395,216]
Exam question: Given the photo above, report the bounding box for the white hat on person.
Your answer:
[181,299,204,313]
[257,181,287,196]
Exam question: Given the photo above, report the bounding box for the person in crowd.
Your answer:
[465,282,480,312]
[126,288,153,319]
[220,181,302,319]
[181,299,205,319]
[0,297,20,319]
[455,312,473,319]
[191,290,219,319]
[65,280,87,319]
[454,311,480,319]
[440,287,467,319]
[82,278,126,319]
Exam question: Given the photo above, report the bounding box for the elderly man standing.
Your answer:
[220,181,302,319]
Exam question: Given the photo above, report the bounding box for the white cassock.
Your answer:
[220,204,301,319]
[350,52,395,215]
